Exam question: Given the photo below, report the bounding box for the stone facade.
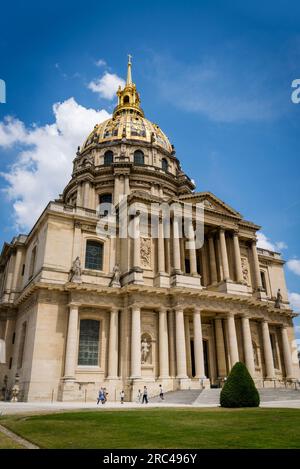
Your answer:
[0,59,299,402]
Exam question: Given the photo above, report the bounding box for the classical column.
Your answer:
[227,314,239,367]
[188,221,198,276]
[5,253,15,295]
[219,228,230,281]
[214,318,227,377]
[184,316,192,377]
[108,308,119,379]
[157,218,165,274]
[261,320,275,379]
[130,306,141,378]
[124,175,130,196]
[233,231,243,283]
[109,236,117,272]
[76,182,82,206]
[281,325,294,379]
[159,308,169,378]
[208,234,218,284]
[89,184,96,210]
[172,217,181,273]
[168,311,176,377]
[64,304,79,379]
[251,239,263,290]
[132,213,141,269]
[241,315,255,377]
[114,175,120,205]
[10,249,23,299]
[193,308,205,378]
[175,307,188,378]
[83,181,90,208]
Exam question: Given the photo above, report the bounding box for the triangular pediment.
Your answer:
[179,192,243,218]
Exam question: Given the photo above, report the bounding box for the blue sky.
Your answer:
[0,1,300,336]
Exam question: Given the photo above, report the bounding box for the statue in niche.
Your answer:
[275,288,283,308]
[241,257,249,285]
[69,256,82,283]
[140,238,151,268]
[10,374,20,402]
[109,264,121,288]
[141,336,151,364]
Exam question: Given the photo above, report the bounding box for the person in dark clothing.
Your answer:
[142,386,148,404]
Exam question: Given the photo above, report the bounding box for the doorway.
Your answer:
[190,339,210,378]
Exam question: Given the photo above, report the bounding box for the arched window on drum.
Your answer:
[134,150,144,165]
[162,158,168,172]
[104,150,113,166]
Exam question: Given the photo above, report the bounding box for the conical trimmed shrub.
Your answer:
[220,361,260,408]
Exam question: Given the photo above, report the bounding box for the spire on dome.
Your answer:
[113,55,144,118]
[126,54,132,85]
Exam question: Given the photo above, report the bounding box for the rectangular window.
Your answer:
[78,319,100,366]
[85,241,103,270]
[9,357,13,369]
[21,264,25,276]
[18,322,27,369]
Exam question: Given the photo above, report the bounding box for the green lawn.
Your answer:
[1,408,300,449]
[0,432,24,449]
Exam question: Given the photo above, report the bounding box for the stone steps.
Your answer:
[151,387,300,406]
[150,389,201,404]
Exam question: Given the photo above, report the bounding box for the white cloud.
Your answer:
[289,292,300,312]
[88,72,125,100]
[0,98,110,229]
[287,259,300,276]
[275,241,288,250]
[256,232,287,252]
[95,59,107,67]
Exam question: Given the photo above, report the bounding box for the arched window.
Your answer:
[78,319,100,366]
[134,150,144,165]
[104,150,113,166]
[162,158,168,172]
[123,95,130,104]
[85,240,103,270]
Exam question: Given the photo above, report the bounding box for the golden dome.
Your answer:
[83,114,173,153]
[82,56,173,154]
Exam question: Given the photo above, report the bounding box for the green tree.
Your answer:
[220,362,260,408]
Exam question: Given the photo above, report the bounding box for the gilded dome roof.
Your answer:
[83,113,173,153]
[82,56,173,154]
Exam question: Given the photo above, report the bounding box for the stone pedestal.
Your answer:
[170,274,202,289]
[154,273,170,288]
[122,268,144,286]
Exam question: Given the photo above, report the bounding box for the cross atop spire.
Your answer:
[126,54,133,85]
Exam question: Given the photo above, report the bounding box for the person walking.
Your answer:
[97,387,104,405]
[120,390,125,404]
[103,387,108,404]
[137,389,142,403]
[142,386,148,404]
[159,384,164,400]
